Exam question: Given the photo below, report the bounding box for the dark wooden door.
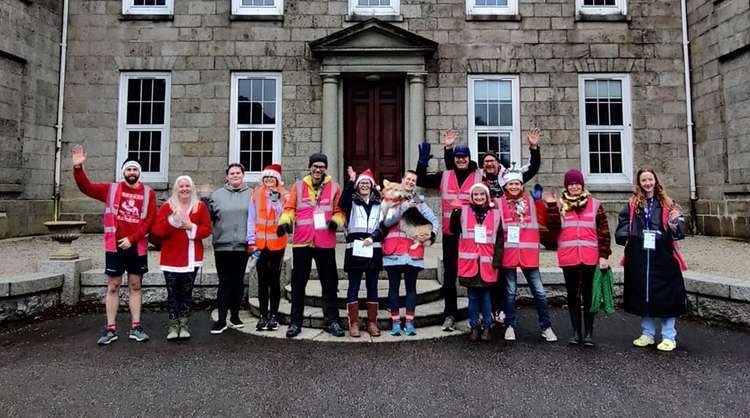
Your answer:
[344,77,404,184]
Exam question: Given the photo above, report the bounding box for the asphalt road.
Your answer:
[0,308,748,417]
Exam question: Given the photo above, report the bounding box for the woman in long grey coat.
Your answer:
[616,169,687,352]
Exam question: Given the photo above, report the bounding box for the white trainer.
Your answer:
[504,326,516,341]
[541,327,558,342]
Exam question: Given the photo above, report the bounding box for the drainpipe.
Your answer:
[680,0,698,232]
[52,0,70,221]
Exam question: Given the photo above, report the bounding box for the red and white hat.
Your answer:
[355,169,376,187]
[261,164,282,182]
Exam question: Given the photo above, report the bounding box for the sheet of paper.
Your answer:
[314,212,327,230]
[643,231,656,250]
[474,225,487,244]
[352,240,373,258]
[507,226,520,244]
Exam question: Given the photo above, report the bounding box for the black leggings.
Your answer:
[257,248,285,318]
[562,264,596,336]
[215,251,250,322]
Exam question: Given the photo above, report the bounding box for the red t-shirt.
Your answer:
[73,166,156,243]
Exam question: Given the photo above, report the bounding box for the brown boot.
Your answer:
[347,302,360,338]
[367,302,381,337]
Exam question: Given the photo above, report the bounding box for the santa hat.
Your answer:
[502,163,524,184]
[261,164,282,182]
[355,169,376,188]
[469,182,494,207]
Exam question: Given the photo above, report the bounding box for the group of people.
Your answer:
[72,127,688,351]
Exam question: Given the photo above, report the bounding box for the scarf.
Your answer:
[504,191,528,227]
[560,190,591,216]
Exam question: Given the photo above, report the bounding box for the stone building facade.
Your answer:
[1,0,747,238]
[0,0,63,238]
[687,0,750,238]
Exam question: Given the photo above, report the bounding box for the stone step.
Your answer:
[248,296,468,330]
[281,279,443,309]
[302,268,438,281]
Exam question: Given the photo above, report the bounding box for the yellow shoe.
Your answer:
[632,335,655,347]
[657,339,677,352]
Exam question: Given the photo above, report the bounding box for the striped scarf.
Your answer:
[560,190,591,216]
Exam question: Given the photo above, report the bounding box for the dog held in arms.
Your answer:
[380,179,434,250]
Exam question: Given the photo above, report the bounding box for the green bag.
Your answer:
[590,267,615,315]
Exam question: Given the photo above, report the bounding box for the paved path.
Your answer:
[1,308,748,416]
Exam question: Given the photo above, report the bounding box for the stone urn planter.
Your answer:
[43,220,87,260]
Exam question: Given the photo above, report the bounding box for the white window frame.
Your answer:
[122,0,173,15]
[466,0,518,16]
[467,75,521,171]
[576,0,626,16]
[232,0,284,16]
[578,73,633,184]
[229,72,283,183]
[117,72,171,183]
[348,0,400,17]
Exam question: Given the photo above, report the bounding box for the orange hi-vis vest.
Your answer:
[252,186,288,251]
[556,198,600,267]
[293,179,337,249]
[500,194,540,268]
[457,206,500,283]
[439,169,483,235]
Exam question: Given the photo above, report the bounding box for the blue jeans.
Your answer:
[504,268,552,330]
[468,287,493,328]
[641,316,677,341]
[347,270,379,304]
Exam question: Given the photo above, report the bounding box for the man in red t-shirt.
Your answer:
[72,145,156,345]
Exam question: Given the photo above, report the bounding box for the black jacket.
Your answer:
[339,180,383,272]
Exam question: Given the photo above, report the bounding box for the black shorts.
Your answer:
[105,247,148,278]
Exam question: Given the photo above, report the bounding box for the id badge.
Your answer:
[474,226,487,244]
[507,226,520,244]
[313,212,327,230]
[643,230,656,250]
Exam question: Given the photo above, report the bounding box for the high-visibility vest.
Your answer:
[500,194,540,268]
[439,169,483,235]
[457,205,500,283]
[292,179,337,249]
[382,223,424,260]
[556,198,599,267]
[103,182,151,256]
[252,186,288,251]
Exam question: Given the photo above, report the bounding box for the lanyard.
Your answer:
[643,198,654,228]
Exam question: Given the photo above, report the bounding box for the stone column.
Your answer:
[407,73,427,170]
[321,73,340,180]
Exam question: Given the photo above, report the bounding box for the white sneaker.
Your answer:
[541,327,558,342]
[504,326,516,341]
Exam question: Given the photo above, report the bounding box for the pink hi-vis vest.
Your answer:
[292,179,337,249]
[439,169,483,235]
[103,182,151,256]
[382,223,425,260]
[500,194,540,268]
[556,198,600,267]
[457,206,500,283]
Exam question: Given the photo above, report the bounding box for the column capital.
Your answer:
[407,72,427,83]
[321,73,340,83]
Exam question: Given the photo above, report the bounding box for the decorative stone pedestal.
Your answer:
[43,221,87,260]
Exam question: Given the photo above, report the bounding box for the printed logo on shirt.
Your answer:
[117,193,143,224]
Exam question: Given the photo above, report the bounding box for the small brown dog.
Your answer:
[380,179,434,250]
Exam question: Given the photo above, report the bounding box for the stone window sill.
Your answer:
[0,183,23,194]
[229,14,283,22]
[345,14,403,22]
[724,184,750,195]
[575,13,630,23]
[147,182,170,191]
[586,183,634,193]
[119,14,174,21]
[466,14,521,22]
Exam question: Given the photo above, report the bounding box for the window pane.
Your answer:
[599,133,610,152]
[238,102,251,124]
[600,153,611,173]
[487,103,499,126]
[585,102,598,126]
[127,103,140,125]
[610,102,623,125]
[263,102,275,124]
[475,81,488,101]
[128,79,141,101]
[589,133,599,152]
[475,104,487,126]
[598,102,609,125]
[238,80,252,101]
[609,80,622,98]
[140,102,152,124]
[262,151,272,168]
[141,79,153,101]
[251,79,263,101]
[589,153,600,173]
[612,153,622,173]
[263,79,276,101]
[153,79,166,100]
[140,131,151,153]
[151,132,161,151]
[262,131,272,149]
[251,152,262,171]
[150,152,160,172]
[152,103,165,125]
[584,80,596,98]
[240,131,251,151]
[498,81,511,101]
[498,103,512,126]
[251,102,263,124]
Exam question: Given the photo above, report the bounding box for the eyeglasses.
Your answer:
[311,164,327,170]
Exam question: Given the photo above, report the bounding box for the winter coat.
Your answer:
[205,183,252,252]
[616,198,687,317]
[339,180,383,272]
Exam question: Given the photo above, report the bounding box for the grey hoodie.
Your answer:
[206,183,252,252]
